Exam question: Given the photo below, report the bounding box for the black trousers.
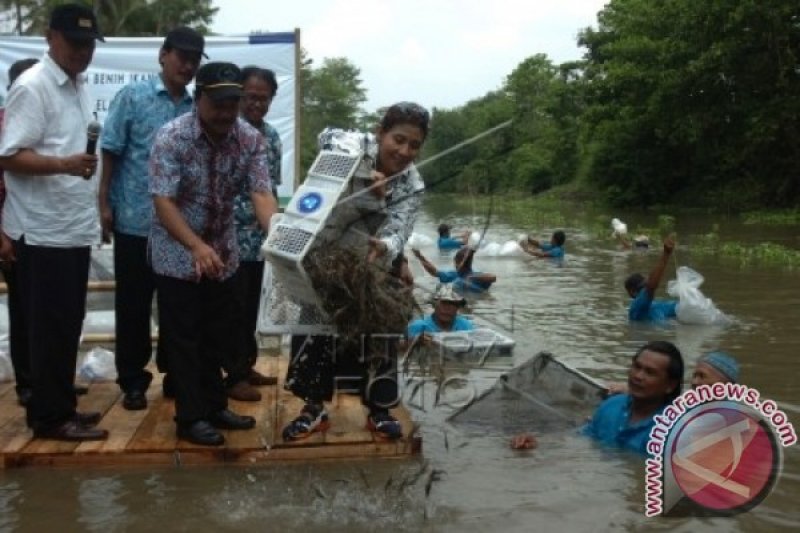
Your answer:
[14,238,89,431]
[113,232,158,392]
[155,274,233,424]
[286,334,400,411]
[1,260,30,395]
[225,260,264,385]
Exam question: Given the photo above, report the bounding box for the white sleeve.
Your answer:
[0,83,46,157]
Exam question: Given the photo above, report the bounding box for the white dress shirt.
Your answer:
[0,53,99,246]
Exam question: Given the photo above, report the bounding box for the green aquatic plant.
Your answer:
[741,210,800,226]
[691,229,800,269]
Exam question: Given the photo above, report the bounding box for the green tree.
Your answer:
[300,56,367,172]
[0,0,217,36]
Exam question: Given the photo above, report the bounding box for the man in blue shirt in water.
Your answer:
[407,284,474,339]
[519,230,566,259]
[412,246,496,293]
[511,341,684,454]
[625,237,678,321]
[437,223,469,250]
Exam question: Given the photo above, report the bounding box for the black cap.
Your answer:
[164,26,207,58]
[195,62,243,101]
[49,3,104,42]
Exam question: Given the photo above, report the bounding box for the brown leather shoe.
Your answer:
[227,380,262,402]
[34,420,108,441]
[248,369,277,387]
[74,411,102,427]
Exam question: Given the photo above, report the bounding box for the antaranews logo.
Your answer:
[644,383,797,517]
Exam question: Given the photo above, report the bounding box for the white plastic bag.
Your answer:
[667,266,731,326]
[77,347,117,382]
[0,334,12,382]
[611,218,628,236]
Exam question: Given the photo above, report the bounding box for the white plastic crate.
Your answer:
[426,328,516,361]
[258,149,387,335]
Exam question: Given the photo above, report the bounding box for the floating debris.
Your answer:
[303,247,417,351]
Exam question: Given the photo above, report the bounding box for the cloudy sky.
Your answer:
[212,0,608,111]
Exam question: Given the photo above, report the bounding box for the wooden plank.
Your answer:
[325,394,375,444]
[20,382,120,455]
[221,386,277,452]
[125,394,177,452]
[0,415,33,457]
[75,385,161,453]
[1,352,420,468]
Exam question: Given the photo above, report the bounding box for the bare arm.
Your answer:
[250,190,278,233]
[99,150,116,243]
[153,195,224,279]
[468,272,496,284]
[0,148,96,178]
[644,237,675,295]
[412,248,439,277]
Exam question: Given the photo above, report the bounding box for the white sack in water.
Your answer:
[611,218,628,236]
[474,240,524,257]
[667,266,731,325]
[407,232,435,249]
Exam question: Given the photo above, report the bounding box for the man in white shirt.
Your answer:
[0,3,107,441]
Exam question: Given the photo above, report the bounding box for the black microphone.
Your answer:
[84,121,102,180]
[86,120,102,155]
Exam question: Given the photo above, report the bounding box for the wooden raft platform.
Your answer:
[0,355,420,469]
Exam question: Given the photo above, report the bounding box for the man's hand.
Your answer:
[61,153,98,178]
[0,232,15,263]
[663,236,676,255]
[99,202,114,244]
[191,241,225,279]
[510,433,538,450]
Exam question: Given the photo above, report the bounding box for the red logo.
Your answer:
[669,405,780,513]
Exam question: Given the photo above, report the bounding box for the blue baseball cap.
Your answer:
[698,351,740,383]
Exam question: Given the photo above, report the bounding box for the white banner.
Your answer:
[0,32,298,200]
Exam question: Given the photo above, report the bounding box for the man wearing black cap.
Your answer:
[148,62,278,446]
[100,26,205,412]
[0,3,106,441]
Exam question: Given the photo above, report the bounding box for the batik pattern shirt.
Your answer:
[234,120,282,261]
[102,75,193,237]
[0,107,5,224]
[149,112,271,281]
[318,128,425,263]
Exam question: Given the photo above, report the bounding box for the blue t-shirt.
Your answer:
[437,269,494,292]
[539,243,564,258]
[629,288,678,321]
[581,393,664,455]
[438,236,464,250]
[407,314,474,338]
[101,76,193,237]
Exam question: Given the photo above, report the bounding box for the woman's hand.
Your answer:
[367,237,388,263]
[370,170,388,199]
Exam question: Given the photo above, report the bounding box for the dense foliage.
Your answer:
[423,0,800,209]
[3,0,797,209]
[0,0,217,35]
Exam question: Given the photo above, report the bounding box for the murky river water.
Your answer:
[1,199,798,532]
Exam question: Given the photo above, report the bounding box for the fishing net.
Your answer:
[448,352,607,434]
